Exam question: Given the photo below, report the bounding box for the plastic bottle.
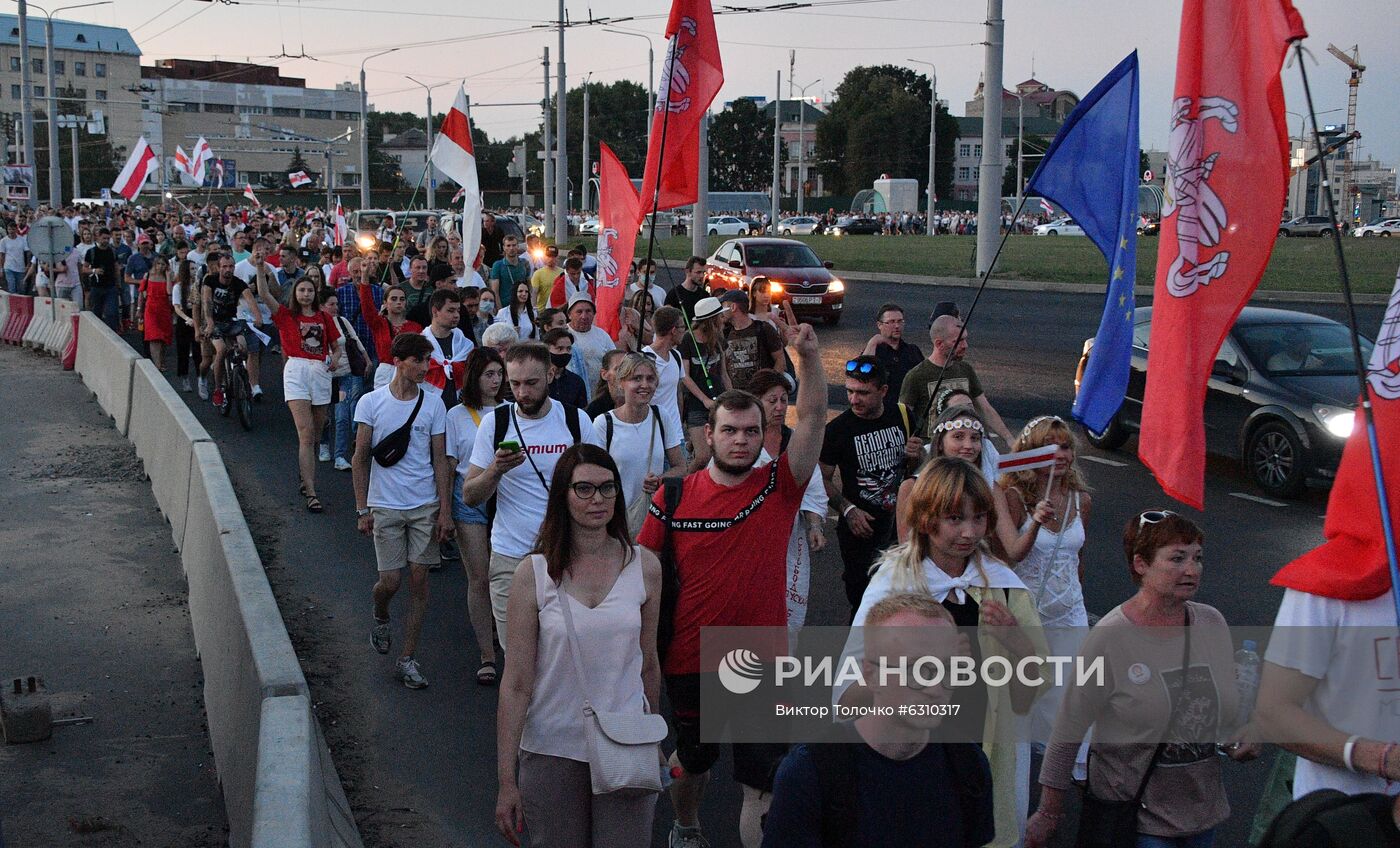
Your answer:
[1234,639,1261,726]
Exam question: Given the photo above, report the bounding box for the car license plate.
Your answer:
[791,296,822,305]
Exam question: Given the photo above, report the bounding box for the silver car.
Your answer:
[777,216,822,235]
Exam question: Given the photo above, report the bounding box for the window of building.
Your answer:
[974,144,982,157]
[74,61,85,76]
[204,102,234,113]
[271,106,299,117]
[9,84,19,99]
[304,109,331,119]
[95,90,106,101]
[173,100,199,112]
[75,34,86,43]
[958,166,970,181]
[958,143,970,157]
[94,62,106,78]
[53,60,63,75]
[335,111,358,121]
[8,57,19,72]
[34,85,44,98]
[32,58,42,73]
[238,105,266,115]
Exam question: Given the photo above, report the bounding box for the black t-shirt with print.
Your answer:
[205,272,248,322]
[723,319,782,391]
[820,403,909,515]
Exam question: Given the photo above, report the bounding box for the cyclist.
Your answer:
[201,251,260,409]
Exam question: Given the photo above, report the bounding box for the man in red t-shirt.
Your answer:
[638,309,825,848]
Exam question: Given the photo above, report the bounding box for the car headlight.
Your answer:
[768,280,784,295]
[828,279,845,293]
[1313,404,1355,439]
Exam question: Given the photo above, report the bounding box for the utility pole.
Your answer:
[406,76,446,209]
[604,29,653,120]
[693,109,708,257]
[975,0,1005,276]
[43,12,59,207]
[554,0,568,241]
[580,78,591,213]
[795,77,821,216]
[1014,92,1025,213]
[17,0,36,207]
[70,124,80,199]
[542,48,553,238]
[770,71,781,234]
[911,59,938,234]
[359,47,399,209]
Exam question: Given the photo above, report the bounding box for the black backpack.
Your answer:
[603,405,667,450]
[1256,789,1399,848]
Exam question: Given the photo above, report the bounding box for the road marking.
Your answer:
[1082,455,1129,467]
[1229,492,1289,508]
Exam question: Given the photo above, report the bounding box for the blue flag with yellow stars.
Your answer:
[1025,51,1140,433]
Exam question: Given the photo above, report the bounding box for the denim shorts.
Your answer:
[452,486,488,525]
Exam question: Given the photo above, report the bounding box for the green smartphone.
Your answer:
[497,440,522,453]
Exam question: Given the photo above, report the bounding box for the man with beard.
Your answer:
[819,356,921,618]
[462,342,604,645]
[638,306,826,848]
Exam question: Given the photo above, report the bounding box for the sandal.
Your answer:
[476,661,498,686]
[304,493,323,513]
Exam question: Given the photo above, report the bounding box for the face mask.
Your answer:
[550,351,573,368]
[480,301,496,317]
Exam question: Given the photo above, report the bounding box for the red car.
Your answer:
[702,238,846,325]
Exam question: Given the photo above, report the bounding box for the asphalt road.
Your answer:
[160,278,1383,847]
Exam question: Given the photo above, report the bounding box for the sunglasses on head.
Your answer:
[846,360,876,375]
[1138,510,1176,528]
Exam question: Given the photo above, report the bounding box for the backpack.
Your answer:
[492,400,584,453]
[805,738,991,848]
[1255,789,1399,848]
[604,405,667,450]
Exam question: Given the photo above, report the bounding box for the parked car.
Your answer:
[1353,218,1400,237]
[737,217,766,235]
[1277,215,1337,237]
[777,216,822,235]
[1034,217,1085,236]
[828,216,881,236]
[706,216,750,236]
[579,218,602,235]
[1076,306,1371,498]
[703,237,845,324]
[1137,215,1160,236]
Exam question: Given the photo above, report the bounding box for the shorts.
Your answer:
[451,486,488,525]
[371,503,441,570]
[283,356,333,405]
[666,673,787,791]
[684,404,711,428]
[211,320,247,342]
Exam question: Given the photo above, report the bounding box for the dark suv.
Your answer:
[1077,306,1371,497]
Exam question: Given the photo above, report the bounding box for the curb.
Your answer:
[838,270,1390,305]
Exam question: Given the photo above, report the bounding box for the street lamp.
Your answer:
[18,1,111,208]
[406,75,449,209]
[359,47,400,208]
[909,59,937,236]
[793,77,820,216]
[604,29,654,122]
[1012,91,1028,212]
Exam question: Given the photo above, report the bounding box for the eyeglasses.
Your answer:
[570,481,618,501]
[846,360,876,375]
[878,317,905,326]
[1138,510,1176,528]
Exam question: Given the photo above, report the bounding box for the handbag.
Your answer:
[338,316,368,377]
[554,555,668,796]
[1075,608,1192,848]
[371,389,424,468]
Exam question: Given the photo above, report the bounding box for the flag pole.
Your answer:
[927,195,1030,411]
[1294,41,1400,620]
[636,31,682,343]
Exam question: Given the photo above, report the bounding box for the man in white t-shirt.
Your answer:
[642,304,686,447]
[462,342,604,645]
[233,237,281,400]
[566,293,616,403]
[627,258,667,315]
[352,333,454,690]
[1,221,29,293]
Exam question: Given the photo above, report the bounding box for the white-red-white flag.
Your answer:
[333,199,347,247]
[112,137,157,201]
[243,183,260,207]
[996,444,1059,473]
[192,137,213,183]
[289,170,312,188]
[430,86,481,272]
[213,158,225,187]
[174,145,193,177]
[452,185,467,204]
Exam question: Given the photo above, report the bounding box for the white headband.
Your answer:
[1020,415,1065,439]
[934,417,984,436]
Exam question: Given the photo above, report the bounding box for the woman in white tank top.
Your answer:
[496,444,663,847]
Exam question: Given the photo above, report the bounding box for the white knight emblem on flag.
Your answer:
[1162,95,1239,298]
[1368,274,1400,400]
[596,227,622,288]
[655,17,699,114]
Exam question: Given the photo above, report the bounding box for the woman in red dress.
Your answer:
[139,254,175,370]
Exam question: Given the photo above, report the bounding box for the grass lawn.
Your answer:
[639,232,1400,294]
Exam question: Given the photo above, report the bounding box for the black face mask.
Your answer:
[550,352,573,368]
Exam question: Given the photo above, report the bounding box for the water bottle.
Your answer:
[1234,639,1261,726]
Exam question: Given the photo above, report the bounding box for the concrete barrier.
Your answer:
[128,360,211,550]
[48,299,76,355]
[251,697,359,848]
[75,311,140,435]
[0,292,9,337]
[2,293,30,344]
[22,296,52,349]
[61,313,78,370]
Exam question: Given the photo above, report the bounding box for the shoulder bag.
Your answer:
[1075,607,1192,848]
[554,555,668,796]
[371,389,425,468]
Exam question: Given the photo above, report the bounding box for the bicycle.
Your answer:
[222,341,254,431]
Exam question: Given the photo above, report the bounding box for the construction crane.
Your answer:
[1326,43,1364,224]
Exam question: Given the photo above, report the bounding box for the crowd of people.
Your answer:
[9,198,1395,848]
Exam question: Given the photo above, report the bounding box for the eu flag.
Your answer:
[1025,51,1140,433]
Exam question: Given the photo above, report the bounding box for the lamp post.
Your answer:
[1012,91,1027,213]
[975,0,1005,275]
[554,0,568,241]
[359,47,399,208]
[15,0,35,207]
[910,59,938,236]
[794,77,820,216]
[604,29,654,120]
[406,75,448,209]
[580,72,591,213]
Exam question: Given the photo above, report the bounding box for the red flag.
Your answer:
[637,0,724,213]
[431,87,482,280]
[1273,273,1400,600]
[111,137,157,201]
[1137,0,1306,508]
[595,142,642,339]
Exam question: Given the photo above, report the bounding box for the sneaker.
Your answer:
[198,377,210,400]
[334,457,352,471]
[669,825,709,848]
[396,656,428,689]
[318,444,331,462]
[440,539,460,562]
[181,376,194,392]
[371,621,391,654]
[251,385,264,403]
[212,388,225,408]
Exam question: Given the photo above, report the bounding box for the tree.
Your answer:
[814,65,958,204]
[32,86,124,202]
[1002,135,1050,197]
[708,98,776,192]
